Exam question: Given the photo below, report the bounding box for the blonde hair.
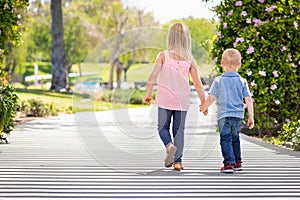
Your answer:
[222,48,242,69]
[167,22,192,61]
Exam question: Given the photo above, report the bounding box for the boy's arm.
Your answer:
[245,96,254,129]
[144,52,164,104]
[199,94,216,113]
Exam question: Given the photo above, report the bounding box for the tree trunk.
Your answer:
[50,0,69,91]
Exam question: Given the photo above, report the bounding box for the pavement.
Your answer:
[0,104,300,199]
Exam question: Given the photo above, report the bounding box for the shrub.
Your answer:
[204,0,300,130]
[100,89,146,105]
[277,120,300,150]
[0,70,18,135]
[18,98,59,117]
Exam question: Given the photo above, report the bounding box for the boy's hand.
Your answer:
[144,96,152,104]
[199,105,208,115]
[202,109,208,116]
[247,116,254,129]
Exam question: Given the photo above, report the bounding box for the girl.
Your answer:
[144,22,206,171]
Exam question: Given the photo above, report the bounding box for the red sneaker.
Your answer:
[220,163,234,173]
[234,161,242,171]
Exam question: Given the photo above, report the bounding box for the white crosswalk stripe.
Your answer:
[0,106,300,199]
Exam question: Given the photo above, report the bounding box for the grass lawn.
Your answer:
[15,88,146,113]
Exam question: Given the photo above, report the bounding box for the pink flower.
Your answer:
[246,69,252,76]
[236,37,244,43]
[250,80,255,86]
[213,57,218,63]
[286,118,290,123]
[281,46,287,52]
[275,100,280,105]
[294,21,298,29]
[0,49,2,54]
[17,20,20,25]
[266,5,276,12]
[223,23,227,28]
[241,11,247,16]
[235,1,243,6]
[253,18,262,26]
[246,46,254,54]
[288,54,293,61]
[258,0,265,3]
[228,10,234,16]
[259,71,266,76]
[3,4,8,10]
[217,31,222,37]
[233,42,237,48]
[272,70,279,77]
[270,84,277,90]
[246,18,251,23]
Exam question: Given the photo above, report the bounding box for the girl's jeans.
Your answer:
[217,117,242,165]
[158,107,187,163]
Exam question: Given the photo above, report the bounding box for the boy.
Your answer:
[200,48,254,173]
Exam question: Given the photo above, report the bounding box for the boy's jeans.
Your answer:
[217,117,242,165]
[158,107,187,163]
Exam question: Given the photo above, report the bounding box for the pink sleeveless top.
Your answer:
[155,51,191,111]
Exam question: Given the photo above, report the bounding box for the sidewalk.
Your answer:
[0,105,300,199]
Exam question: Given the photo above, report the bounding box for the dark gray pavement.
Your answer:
[0,104,300,199]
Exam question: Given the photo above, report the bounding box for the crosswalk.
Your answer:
[0,106,300,199]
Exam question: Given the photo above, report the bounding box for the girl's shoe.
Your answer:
[164,144,177,167]
[173,162,184,171]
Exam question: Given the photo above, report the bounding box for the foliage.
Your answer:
[278,120,300,149]
[100,89,146,105]
[0,70,18,135]
[0,0,29,63]
[204,0,300,129]
[18,98,59,117]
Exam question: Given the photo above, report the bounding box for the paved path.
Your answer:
[0,105,300,199]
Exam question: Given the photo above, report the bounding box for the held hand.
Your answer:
[144,96,152,104]
[203,109,208,116]
[199,105,208,115]
[247,116,254,129]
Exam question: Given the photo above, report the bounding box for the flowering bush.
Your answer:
[0,0,28,62]
[204,0,300,129]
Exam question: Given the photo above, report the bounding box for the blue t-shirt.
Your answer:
[209,72,251,120]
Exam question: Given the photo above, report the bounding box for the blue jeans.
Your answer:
[158,107,187,163]
[217,117,242,165]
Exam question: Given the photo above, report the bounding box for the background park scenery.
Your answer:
[0,0,300,150]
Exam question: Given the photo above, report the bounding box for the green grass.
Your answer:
[24,61,214,85]
[15,88,145,113]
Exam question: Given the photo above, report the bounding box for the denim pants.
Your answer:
[158,107,187,163]
[217,117,242,165]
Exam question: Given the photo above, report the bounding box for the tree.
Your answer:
[50,0,69,91]
[203,0,300,130]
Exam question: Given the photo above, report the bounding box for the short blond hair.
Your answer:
[222,48,242,69]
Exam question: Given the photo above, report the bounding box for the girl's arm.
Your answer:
[144,52,164,103]
[200,94,215,112]
[189,62,206,105]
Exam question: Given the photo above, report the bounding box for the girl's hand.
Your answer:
[144,96,152,104]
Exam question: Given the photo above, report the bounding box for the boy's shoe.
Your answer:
[233,161,242,171]
[220,163,234,173]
